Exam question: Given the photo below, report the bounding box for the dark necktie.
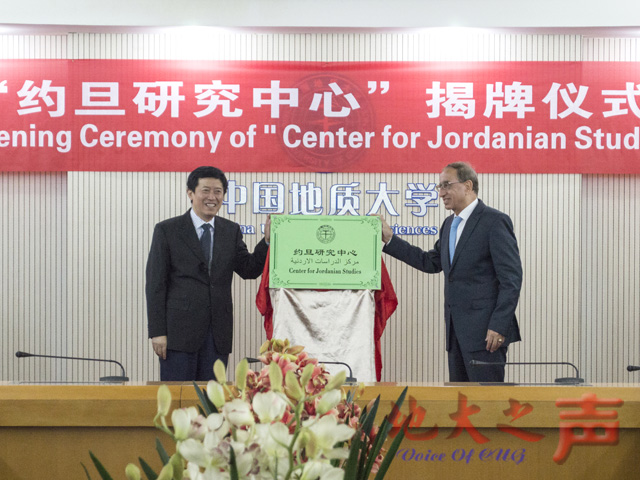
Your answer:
[449,216,462,264]
[201,223,213,267]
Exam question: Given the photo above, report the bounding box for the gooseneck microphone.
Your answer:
[15,351,129,382]
[245,357,357,383]
[627,365,640,372]
[469,359,584,384]
[317,361,357,383]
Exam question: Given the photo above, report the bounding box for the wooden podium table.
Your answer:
[1,382,638,479]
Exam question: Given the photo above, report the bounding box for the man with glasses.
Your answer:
[379,162,522,382]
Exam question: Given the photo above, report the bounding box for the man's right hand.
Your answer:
[151,335,167,360]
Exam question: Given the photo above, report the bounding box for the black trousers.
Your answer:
[447,322,507,383]
[159,323,228,381]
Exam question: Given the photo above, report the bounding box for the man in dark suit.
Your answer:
[146,166,270,381]
[380,162,522,382]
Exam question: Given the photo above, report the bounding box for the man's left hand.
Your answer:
[485,329,505,352]
[264,214,271,243]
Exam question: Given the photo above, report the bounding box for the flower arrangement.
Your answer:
[85,339,409,480]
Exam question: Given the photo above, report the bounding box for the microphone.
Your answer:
[245,357,357,383]
[15,351,129,382]
[627,365,640,372]
[469,359,584,384]
[319,361,357,384]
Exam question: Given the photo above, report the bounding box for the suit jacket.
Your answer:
[146,210,268,354]
[383,199,522,353]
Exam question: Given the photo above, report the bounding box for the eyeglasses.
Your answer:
[435,181,464,191]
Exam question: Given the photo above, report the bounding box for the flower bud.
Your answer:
[300,363,315,390]
[157,385,172,417]
[325,370,346,391]
[269,362,283,392]
[259,339,271,354]
[287,345,305,355]
[169,453,184,480]
[284,370,304,401]
[214,359,227,384]
[235,358,249,392]
[156,463,173,480]
[171,408,191,440]
[296,429,312,452]
[125,463,141,480]
[206,380,226,409]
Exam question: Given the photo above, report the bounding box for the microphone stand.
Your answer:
[16,351,129,382]
[245,357,357,383]
[469,359,584,384]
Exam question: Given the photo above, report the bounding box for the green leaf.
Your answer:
[88,451,114,480]
[80,462,93,480]
[138,457,158,480]
[359,387,409,479]
[373,412,412,480]
[356,429,369,478]
[229,446,240,480]
[345,387,356,404]
[358,395,380,444]
[155,438,171,465]
[389,386,409,418]
[343,420,364,479]
[193,381,217,415]
[361,417,390,478]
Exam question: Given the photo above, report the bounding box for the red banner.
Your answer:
[1,60,639,173]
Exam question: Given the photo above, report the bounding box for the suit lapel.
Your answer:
[177,210,206,263]
[450,200,485,270]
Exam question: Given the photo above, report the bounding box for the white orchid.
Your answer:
[203,413,230,451]
[138,341,406,480]
[178,438,213,468]
[254,422,292,456]
[296,460,345,480]
[222,398,255,428]
[184,462,204,480]
[252,391,288,423]
[172,407,206,440]
[301,415,355,460]
[316,389,342,416]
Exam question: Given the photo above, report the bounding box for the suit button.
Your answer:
[449,277,453,282]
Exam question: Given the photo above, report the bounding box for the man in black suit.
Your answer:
[146,166,270,381]
[380,162,522,382]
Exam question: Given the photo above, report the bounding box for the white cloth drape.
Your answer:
[270,288,376,382]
